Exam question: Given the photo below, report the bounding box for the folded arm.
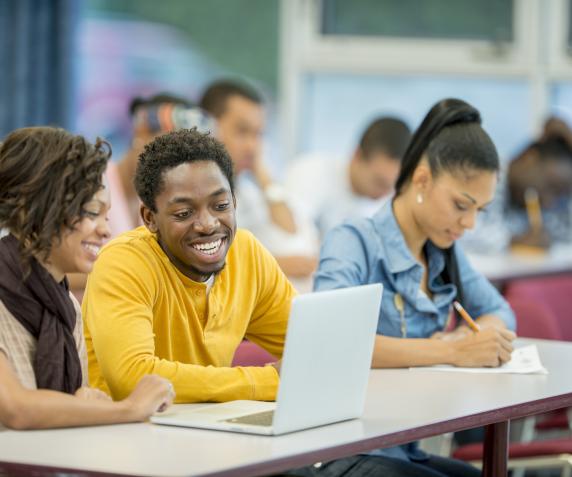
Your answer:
[0,354,172,430]
[372,327,515,368]
[84,281,279,403]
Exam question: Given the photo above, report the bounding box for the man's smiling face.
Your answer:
[143,160,236,282]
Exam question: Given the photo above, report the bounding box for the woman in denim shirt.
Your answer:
[309,99,516,477]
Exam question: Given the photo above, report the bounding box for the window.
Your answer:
[321,0,513,42]
[279,0,536,161]
[299,73,530,161]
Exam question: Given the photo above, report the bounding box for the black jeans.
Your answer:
[284,454,481,477]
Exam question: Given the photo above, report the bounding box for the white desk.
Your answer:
[467,243,572,284]
[1,339,572,477]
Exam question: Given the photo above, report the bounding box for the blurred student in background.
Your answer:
[109,93,195,234]
[286,117,411,240]
[461,115,572,255]
[0,127,173,429]
[506,116,572,250]
[308,99,515,477]
[199,80,318,291]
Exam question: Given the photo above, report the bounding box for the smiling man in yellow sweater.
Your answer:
[82,128,295,402]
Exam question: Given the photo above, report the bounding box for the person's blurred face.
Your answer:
[128,109,169,175]
[413,167,497,249]
[508,150,572,209]
[142,161,237,282]
[542,157,572,207]
[47,185,111,279]
[215,95,264,174]
[353,151,401,200]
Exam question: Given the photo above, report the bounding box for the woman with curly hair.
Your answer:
[0,127,174,429]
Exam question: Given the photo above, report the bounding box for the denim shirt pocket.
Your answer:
[379,289,408,338]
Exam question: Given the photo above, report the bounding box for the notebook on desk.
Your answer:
[150,284,383,436]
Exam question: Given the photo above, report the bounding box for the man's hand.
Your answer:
[275,256,317,278]
[252,151,272,190]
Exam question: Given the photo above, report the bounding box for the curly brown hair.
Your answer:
[0,127,111,266]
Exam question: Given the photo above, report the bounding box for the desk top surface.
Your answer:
[2,338,572,477]
[467,243,572,282]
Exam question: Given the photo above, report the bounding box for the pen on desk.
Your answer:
[524,187,543,232]
[453,301,481,333]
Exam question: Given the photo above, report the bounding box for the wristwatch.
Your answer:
[263,183,288,203]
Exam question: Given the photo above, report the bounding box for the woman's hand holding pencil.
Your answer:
[450,327,516,367]
[444,301,516,367]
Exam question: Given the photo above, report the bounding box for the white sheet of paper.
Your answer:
[409,344,548,374]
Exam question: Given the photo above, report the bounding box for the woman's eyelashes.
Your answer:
[454,200,489,215]
[82,209,101,219]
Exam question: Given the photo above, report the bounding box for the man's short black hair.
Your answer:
[129,93,193,117]
[135,128,234,212]
[199,79,263,118]
[359,117,411,161]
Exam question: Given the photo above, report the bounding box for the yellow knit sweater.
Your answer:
[82,227,295,402]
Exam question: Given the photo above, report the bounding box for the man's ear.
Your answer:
[232,193,237,209]
[351,147,364,163]
[141,204,158,233]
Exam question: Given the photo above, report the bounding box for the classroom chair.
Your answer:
[232,340,275,367]
[453,439,572,477]
[508,297,564,341]
[504,274,572,340]
[507,290,571,441]
[535,410,571,434]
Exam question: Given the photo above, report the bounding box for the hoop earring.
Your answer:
[416,193,423,204]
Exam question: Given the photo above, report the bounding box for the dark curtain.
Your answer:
[0,0,77,138]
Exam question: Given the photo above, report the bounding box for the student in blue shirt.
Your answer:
[309,98,516,477]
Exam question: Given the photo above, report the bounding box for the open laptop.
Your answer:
[151,283,382,435]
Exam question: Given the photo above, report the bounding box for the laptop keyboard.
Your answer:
[224,410,275,427]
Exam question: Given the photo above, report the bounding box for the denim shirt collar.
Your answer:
[372,202,416,274]
[371,202,448,286]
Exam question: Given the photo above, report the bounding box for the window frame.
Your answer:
[278,0,572,160]
[300,0,533,76]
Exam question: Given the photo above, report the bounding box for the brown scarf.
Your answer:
[0,234,82,393]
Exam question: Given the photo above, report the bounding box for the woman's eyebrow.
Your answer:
[84,200,106,207]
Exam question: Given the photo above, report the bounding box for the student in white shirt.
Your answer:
[199,80,318,291]
[286,117,411,239]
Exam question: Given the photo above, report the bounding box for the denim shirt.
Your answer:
[314,202,516,460]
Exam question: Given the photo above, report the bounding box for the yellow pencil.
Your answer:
[453,301,481,333]
[524,187,543,232]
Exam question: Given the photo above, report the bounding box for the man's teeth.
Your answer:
[192,239,222,255]
[83,243,100,255]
